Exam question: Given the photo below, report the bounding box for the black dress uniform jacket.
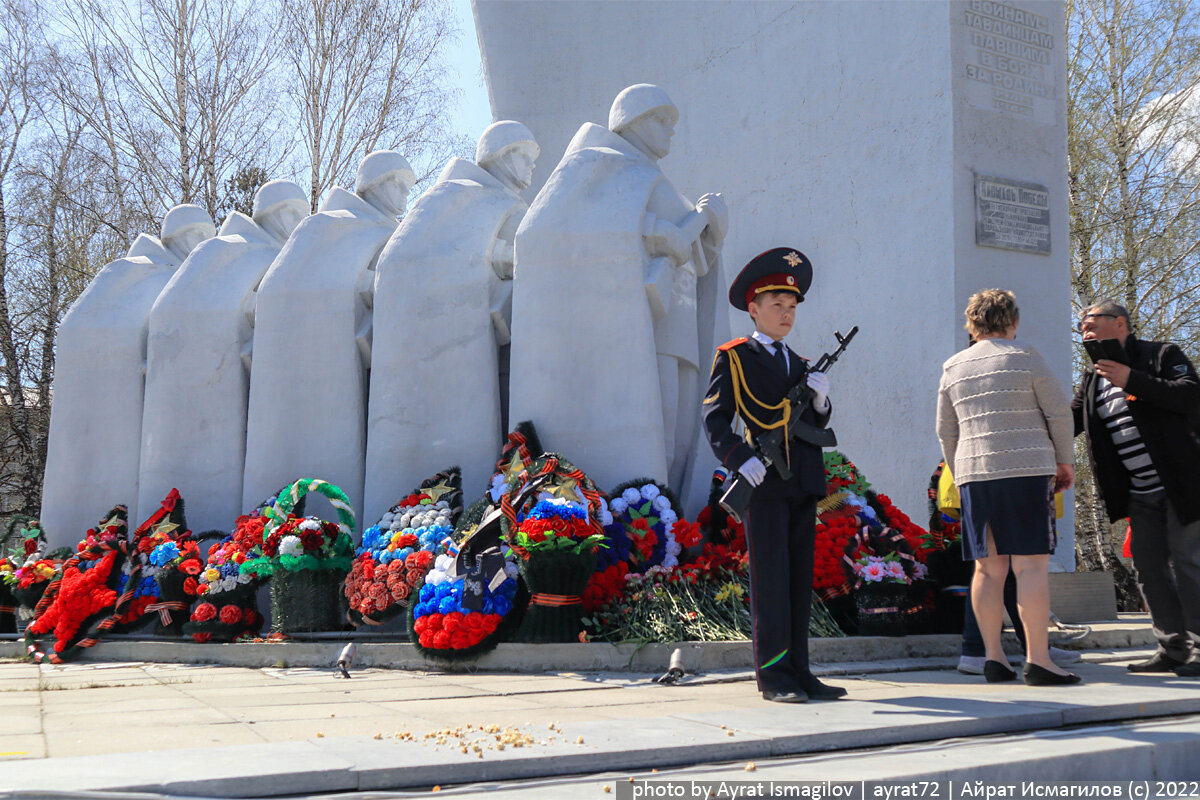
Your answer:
[1072,335,1200,524]
[702,336,831,496]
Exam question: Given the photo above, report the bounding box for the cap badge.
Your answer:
[783,251,802,267]
[787,276,795,285]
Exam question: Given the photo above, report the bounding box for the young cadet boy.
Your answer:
[702,247,845,703]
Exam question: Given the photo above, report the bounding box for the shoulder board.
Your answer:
[796,354,810,362]
[717,337,748,352]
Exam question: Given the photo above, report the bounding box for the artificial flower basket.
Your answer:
[407,431,552,661]
[183,521,268,642]
[1,516,48,631]
[497,454,608,644]
[183,581,263,643]
[241,478,355,634]
[346,468,463,627]
[843,523,930,637]
[10,574,53,612]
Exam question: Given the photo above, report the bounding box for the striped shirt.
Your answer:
[1095,377,1162,494]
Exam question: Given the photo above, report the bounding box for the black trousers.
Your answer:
[1128,489,1200,660]
[745,492,817,692]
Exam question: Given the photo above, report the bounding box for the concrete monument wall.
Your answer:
[474,0,1074,567]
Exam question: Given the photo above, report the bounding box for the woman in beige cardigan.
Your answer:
[937,289,1080,686]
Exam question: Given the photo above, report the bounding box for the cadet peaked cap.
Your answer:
[728,247,813,311]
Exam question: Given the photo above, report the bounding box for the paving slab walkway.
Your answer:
[1,640,1198,797]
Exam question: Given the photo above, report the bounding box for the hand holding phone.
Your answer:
[1083,338,1128,365]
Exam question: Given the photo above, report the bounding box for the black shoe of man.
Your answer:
[762,688,808,703]
[1174,655,1200,677]
[1127,652,1184,673]
[799,678,847,700]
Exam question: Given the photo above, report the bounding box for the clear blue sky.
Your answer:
[446,0,494,143]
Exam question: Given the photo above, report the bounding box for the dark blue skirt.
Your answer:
[959,475,1057,559]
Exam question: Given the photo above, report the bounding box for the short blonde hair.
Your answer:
[964,289,1019,338]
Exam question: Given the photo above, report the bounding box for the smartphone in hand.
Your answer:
[1084,338,1128,365]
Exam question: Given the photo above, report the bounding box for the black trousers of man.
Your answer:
[745,492,817,693]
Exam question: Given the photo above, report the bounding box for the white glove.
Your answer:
[807,371,830,411]
[738,456,767,487]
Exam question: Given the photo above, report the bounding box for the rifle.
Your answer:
[719,326,858,523]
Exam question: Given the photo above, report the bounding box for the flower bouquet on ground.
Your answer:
[8,558,58,613]
[23,506,131,663]
[813,451,936,635]
[843,524,930,637]
[241,478,355,634]
[346,468,463,626]
[584,478,702,614]
[583,537,845,643]
[109,490,196,636]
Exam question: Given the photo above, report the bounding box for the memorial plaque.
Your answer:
[974,173,1051,254]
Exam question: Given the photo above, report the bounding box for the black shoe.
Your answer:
[1023,662,1081,686]
[1173,656,1200,677]
[762,688,808,703]
[800,679,847,700]
[984,659,1017,682]
[1127,652,1184,673]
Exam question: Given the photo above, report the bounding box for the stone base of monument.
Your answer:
[0,616,1155,672]
[1049,570,1119,622]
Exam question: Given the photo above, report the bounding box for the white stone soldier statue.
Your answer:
[41,205,215,549]
[509,83,727,495]
[364,121,539,518]
[242,152,414,519]
[138,180,309,531]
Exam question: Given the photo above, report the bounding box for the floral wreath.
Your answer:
[24,506,131,663]
[346,467,463,626]
[110,490,197,634]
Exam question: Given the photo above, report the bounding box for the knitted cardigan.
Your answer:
[936,338,1073,485]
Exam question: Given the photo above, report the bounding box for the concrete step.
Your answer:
[0,616,1156,673]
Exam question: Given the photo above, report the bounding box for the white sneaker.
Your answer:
[1050,646,1081,665]
[957,655,985,675]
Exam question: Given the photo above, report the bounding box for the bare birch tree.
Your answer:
[0,0,52,515]
[279,0,458,209]
[1067,0,1200,605]
[52,0,285,227]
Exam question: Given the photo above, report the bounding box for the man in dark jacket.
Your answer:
[1073,301,1200,676]
[703,247,844,703]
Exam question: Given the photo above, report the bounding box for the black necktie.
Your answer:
[774,343,788,376]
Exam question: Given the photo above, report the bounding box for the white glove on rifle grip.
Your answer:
[738,456,767,487]
[807,371,830,412]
